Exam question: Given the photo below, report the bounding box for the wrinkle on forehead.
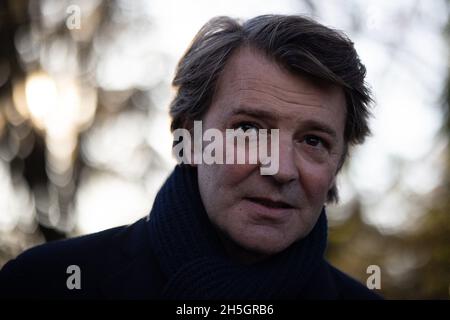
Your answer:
[213,46,345,112]
[236,83,324,109]
[217,77,344,118]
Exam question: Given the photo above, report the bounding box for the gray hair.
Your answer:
[169,15,373,202]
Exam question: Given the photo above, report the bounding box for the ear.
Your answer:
[182,119,197,168]
[329,175,337,190]
[326,175,339,203]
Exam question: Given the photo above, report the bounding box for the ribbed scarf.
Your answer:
[147,164,328,299]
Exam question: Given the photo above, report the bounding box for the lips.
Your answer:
[246,197,294,209]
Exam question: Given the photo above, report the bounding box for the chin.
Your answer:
[233,232,293,256]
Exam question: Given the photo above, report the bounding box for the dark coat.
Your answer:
[0,217,380,299]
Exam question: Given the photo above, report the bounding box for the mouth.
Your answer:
[245,197,294,209]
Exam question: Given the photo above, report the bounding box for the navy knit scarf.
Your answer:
[147,164,328,299]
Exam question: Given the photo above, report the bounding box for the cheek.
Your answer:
[198,163,257,206]
[298,160,336,202]
[224,163,257,185]
[198,163,258,234]
[210,163,258,188]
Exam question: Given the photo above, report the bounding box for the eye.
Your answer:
[304,135,325,148]
[235,122,260,133]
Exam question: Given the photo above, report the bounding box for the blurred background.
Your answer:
[0,0,448,299]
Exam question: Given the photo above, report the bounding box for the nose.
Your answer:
[271,138,299,184]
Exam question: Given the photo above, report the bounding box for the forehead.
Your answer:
[209,46,346,129]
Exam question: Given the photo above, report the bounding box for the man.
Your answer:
[0,15,381,299]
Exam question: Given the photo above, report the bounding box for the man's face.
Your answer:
[197,47,346,256]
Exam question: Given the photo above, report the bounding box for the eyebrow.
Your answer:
[229,106,338,139]
[229,107,276,123]
[301,119,338,139]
